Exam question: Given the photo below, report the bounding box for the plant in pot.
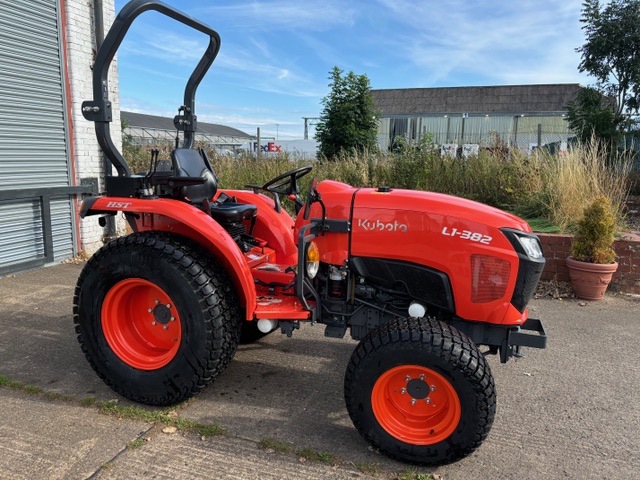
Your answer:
[566,195,618,300]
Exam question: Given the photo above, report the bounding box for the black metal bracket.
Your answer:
[311,218,350,234]
[80,177,99,196]
[448,316,547,363]
[296,222,322,322]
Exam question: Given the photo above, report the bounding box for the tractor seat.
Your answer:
[171,148,257,223]
[210,196,257,224]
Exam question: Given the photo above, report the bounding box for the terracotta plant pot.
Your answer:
[566,257,618,301]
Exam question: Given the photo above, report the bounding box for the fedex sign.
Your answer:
[254,142,282,153]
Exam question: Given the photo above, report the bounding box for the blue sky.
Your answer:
[114,0,592,140]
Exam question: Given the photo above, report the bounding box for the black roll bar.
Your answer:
[81,0,221,177]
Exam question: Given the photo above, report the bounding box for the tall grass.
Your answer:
[541,139,631,232]
[123,140,632,233]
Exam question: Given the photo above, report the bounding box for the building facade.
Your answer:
[372,84,581,154]
[122,111,253,153]
[0,0,122,275]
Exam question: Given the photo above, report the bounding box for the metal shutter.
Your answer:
[0,0,75,274]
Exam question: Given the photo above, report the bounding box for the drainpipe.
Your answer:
[94,0,116,241]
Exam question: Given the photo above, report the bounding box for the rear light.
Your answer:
[471,254,511,303]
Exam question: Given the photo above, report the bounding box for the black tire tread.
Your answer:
[73,232,242,405]
[344,316,496,466]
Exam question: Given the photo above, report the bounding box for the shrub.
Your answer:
[570,195,616,263]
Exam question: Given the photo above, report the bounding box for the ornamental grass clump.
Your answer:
[570,195,616,264]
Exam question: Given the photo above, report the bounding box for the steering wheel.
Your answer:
[246,165,312,213]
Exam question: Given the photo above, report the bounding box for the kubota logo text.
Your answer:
[105,201,132,209]
[357,218,408,233]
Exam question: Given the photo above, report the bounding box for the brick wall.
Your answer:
[538,233,640,294]
[65,0,124,254]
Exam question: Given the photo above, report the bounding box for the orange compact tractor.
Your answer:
[74,0,547,465]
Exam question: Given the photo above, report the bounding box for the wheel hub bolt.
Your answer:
[148,308,153,313]
[163,325,168,330]
[151,321,157,326]
[166,304,171,308]
[419,374,425,380]
[401,388,406,394]
[405,376,411,382]
[411,399,416,406]
[431,385,436,392]
[155,300,160,305]
[426,398,431,404]
[170,317,175,322]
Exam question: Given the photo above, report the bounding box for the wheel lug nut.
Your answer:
[148,308,153,313]
[405,376,410,382]
[401,388,406,395]
[420,374,425,381]
[411,399,416,406]
[163,325,168,330]
[170,317,175,321]
[426,398,431,404]
[151,321,157,326]
[431,385,436,392]
[166,304,171,308]
[155,300,160,305]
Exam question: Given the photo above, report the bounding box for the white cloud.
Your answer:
[196,1,357,31]
[374,0,591,86]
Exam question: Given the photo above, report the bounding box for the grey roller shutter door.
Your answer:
[0,0,75,274]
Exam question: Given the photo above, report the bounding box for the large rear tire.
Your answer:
[73,232,242,406]
[344,317,496,466]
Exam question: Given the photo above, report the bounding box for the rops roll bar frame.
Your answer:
[81,0,220,177]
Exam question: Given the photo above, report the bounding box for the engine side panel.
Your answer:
[350,188,526,325]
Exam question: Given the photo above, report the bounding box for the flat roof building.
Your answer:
[372,84,581,153]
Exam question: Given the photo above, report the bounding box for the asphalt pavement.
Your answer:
[0,262,638,479]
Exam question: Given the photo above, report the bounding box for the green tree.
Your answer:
[565,87,619,144]
[577,0,640,131]
[315,66,378,159]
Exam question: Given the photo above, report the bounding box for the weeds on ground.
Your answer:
[396,470,433,480]
[127,438,145,449]
[295,447,340,465]
[257,437,293,454]
[353,462,381,475]
[99,400,225,437]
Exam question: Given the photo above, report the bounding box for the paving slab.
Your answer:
[0,389,148,480]
[95,432,372,480]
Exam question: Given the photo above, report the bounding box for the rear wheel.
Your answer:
[344,317,495,466]
[73,232,242,405]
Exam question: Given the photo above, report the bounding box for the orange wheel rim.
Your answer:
[101,278,181,370]
[372,365,461,445]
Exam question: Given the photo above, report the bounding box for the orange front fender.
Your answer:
[82,196,257,319]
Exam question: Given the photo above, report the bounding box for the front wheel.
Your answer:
[73,232,242,406]
[344,317,496,466]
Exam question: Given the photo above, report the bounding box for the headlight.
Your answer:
[305,241,320,278]
[516,236,544,259]
[500,228,545,259]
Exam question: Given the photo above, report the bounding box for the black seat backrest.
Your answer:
[171,148,217,204]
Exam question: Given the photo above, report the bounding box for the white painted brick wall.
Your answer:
[66,0,125,254]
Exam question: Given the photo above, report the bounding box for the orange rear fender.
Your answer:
[81,196,257,319]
